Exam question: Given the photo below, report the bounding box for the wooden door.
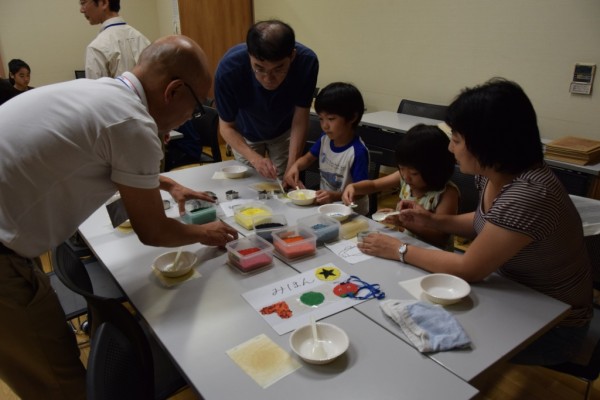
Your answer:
[178,0,254,99]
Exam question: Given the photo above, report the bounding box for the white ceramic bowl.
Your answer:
[221,165,248,179]
[317,204,352,222]
[289,322,349,364]
[420,273,471,305]
[287,189,316,206]
[153,251,197,278]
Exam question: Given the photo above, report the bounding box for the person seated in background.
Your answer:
[284,82,370,215]
[343,124,458,249]
[8,59,34,95]
[0,59,33,106]
[214,19,319,180]
[358,77,593,366]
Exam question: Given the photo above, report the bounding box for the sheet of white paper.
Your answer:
[212,171,227,179]
[325,239,373,264]
[242,265,368,335]
[398,277,429,301]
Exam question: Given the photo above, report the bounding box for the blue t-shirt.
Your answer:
[214,42,319,142]
[309,133,370,190]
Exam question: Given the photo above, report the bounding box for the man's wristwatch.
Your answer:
[398,243,409,263]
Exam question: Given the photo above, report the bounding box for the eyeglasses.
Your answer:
[182,82,206,119]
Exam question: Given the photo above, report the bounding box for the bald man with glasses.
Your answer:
[0,35,237,399]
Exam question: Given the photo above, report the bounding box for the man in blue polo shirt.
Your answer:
[214,20,319,180]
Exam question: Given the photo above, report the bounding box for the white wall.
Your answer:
[1,0,598,140]
[254,0,600,140]
[0,0,163,86]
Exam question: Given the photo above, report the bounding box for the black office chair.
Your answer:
[397,99,448,121]
[543,308,600,400]
[450,165,479,214]
[53,243,188,399]
[87,320,152,400]
[49,241,125,334]
[164,106,222,171]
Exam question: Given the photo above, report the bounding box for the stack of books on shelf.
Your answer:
[544,136,600,165]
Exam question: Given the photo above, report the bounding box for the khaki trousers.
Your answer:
[232,130,291,179]
[0,254,86,399]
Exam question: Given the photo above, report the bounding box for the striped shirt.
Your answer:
[473,165,592,327]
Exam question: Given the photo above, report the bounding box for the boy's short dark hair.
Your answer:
[314,82,364,128]
[395,124,455,191]
[246,20,295,61]
[445,77,543,174]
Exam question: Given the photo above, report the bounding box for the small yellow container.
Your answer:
[233,202,273,230]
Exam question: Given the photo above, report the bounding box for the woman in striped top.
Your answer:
[358,78,593,365]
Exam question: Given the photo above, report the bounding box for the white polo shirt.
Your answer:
[0,72,163,257]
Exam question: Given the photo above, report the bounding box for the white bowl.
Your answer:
[221,165,248,179]
[287,189,316,206]
[420,273,471,305]
[289,322,349,364]
[153,251,197,278]
[317,204,352,222]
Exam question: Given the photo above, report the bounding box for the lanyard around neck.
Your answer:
[102,22,126,31]
[116,75,141,100]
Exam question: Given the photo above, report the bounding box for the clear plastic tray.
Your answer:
[226,235,274,273]
[233,202,273,230]
[272,226,317,259]
[297,213,340,245]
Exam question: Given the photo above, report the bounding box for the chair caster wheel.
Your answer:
[81,320,90,335]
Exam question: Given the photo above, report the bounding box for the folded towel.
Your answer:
[380,299,471,353]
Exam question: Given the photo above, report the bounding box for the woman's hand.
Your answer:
[398,201,435,231]
[357,232,403,261]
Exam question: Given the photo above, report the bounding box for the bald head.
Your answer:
[133,35,212,133]
[247,20,295,61]
[134,35,211,90]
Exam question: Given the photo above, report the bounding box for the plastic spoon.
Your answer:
[171,247,183,271]
[371,210,401,222]
[310,315,327,359]
[349,202,358,209]
[275,177,286,193]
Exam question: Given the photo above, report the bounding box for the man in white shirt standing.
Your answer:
[80,0,150,78]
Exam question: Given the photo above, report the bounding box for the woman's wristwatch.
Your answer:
[398,243,409,263]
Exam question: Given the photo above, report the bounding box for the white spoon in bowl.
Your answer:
[310,315,327,360]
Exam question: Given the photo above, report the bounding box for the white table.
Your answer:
[360,111,442,133]
[78,161,478,399]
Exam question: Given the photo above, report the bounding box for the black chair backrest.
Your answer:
[450,165,479,214]
[397,99,448,121]
[87,321,149,400]
[191,106,221,162]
